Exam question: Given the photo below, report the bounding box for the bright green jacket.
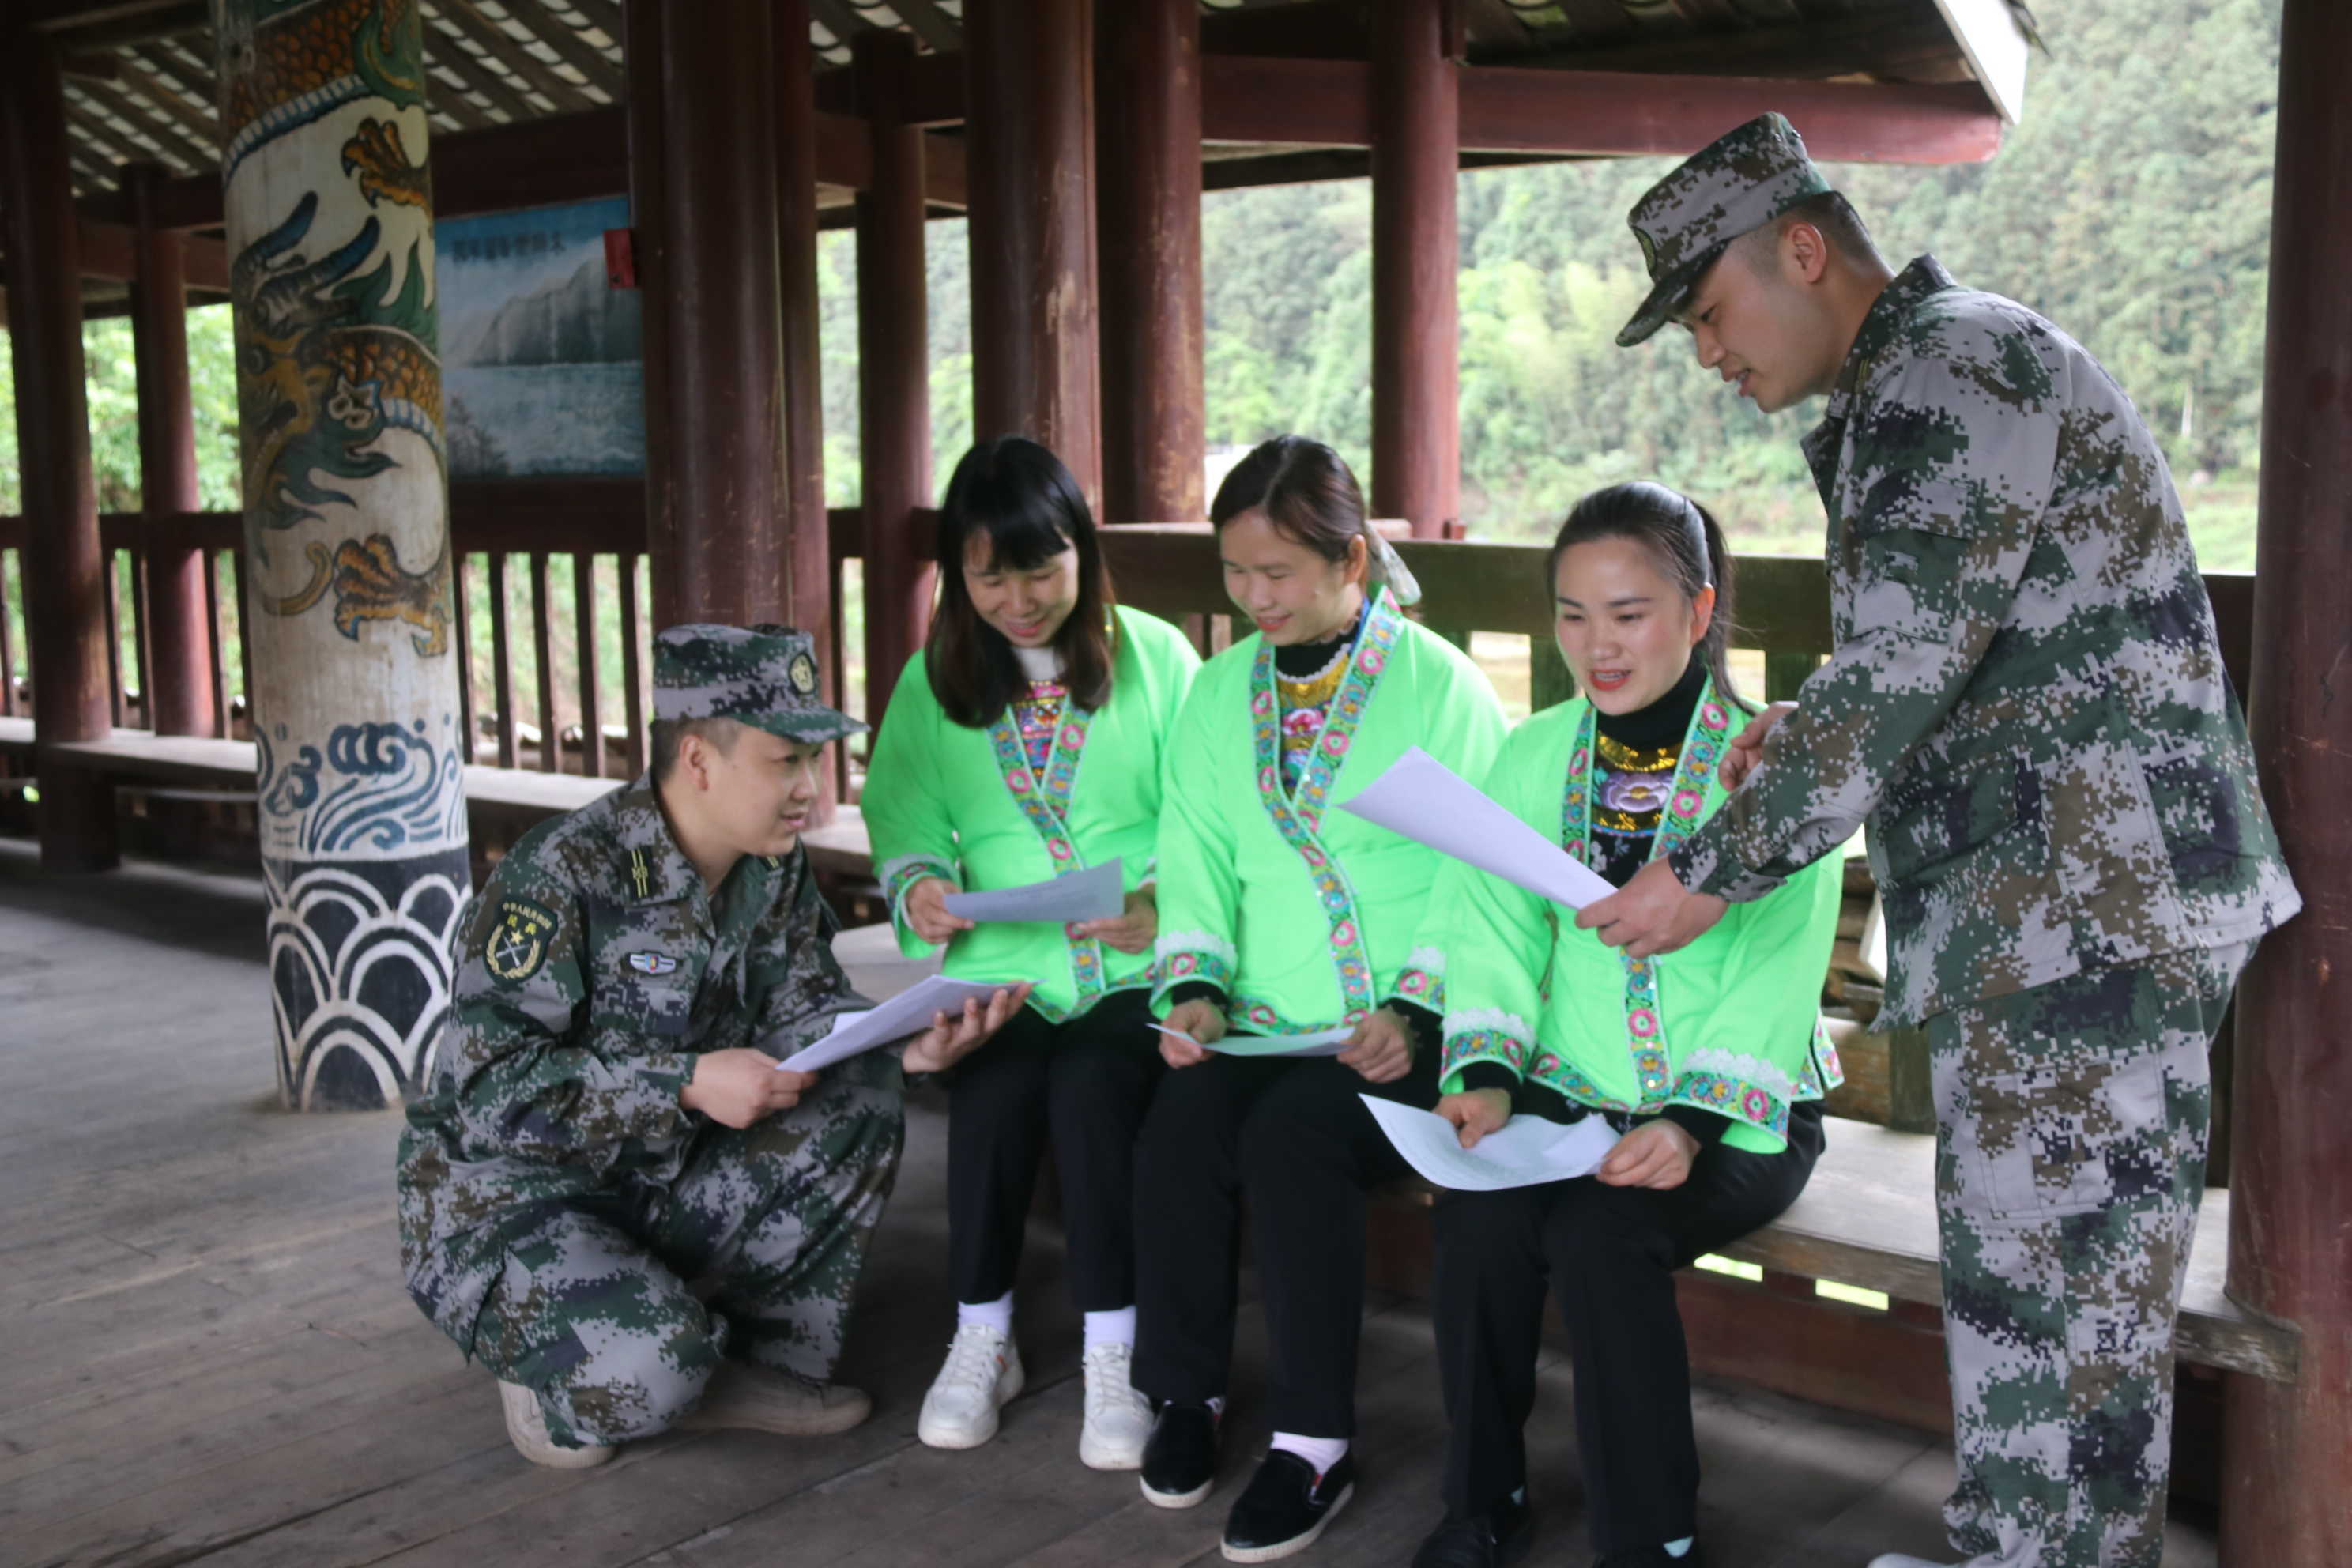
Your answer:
[864,605,1201,1022]
[1435,684,1844,1152]
[1153,587,1508,1035]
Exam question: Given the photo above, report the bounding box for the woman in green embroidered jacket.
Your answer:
[1132,436,1508,1562]
[1407,483,1842,1568]
[862,437,1200,1473]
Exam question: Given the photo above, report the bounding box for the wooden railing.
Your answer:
[5,503,2260,782]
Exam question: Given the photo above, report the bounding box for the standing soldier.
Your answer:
[1580,115,2300,1568]
[397,624,1026,1468]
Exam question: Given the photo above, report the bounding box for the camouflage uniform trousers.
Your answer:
[1929,939,2251,1567]
[469,1049,904,1449]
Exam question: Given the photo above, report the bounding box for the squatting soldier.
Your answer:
[396,624,1027,1468]
[1581,115,2301,1568]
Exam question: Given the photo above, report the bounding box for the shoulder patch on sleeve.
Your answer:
[484,896,561,982]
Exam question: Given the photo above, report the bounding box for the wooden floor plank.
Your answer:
[0,846,2223,1568]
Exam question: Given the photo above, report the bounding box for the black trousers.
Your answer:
[1432,1103,1824,1554]
[1131,1043,1442,1438]
[945,987,1163,1310]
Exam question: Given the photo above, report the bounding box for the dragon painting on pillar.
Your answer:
[216,0,473,1111]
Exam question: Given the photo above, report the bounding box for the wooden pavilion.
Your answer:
[0,1,2343,1561]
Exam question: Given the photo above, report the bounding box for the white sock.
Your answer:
[1269,1432,1350,1476]
[1663,1539,1694,1559]
[1082,1305,1136,1350]
[955,1291,1014,1337]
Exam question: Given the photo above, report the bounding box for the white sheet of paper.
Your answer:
[1336,747,1619,911]
[942,858,1125,924]
[1359,1095,1622,1192]
[775,975,1015,1072]
[1155,1023,1355,1058]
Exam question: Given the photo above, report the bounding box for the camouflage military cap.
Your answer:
[653,623,865,744]
[1616,112,1835,348]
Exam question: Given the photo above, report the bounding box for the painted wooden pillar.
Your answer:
[214,0,469,1108]
[964,0,1102,507]
[1370,0,1461,539]
[0,27,119,871]
[855,28,933,725]
[2221,0,2352,1555]
[129,161,218,740]
[1098,0,1205,527]
[645,0,786,627]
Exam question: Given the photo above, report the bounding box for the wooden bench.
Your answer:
[1379,1115,2293,1384]
[0,722,881,884]
[1712,1115,2296,1382]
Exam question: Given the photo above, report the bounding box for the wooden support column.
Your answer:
[964,0,1101,506]
[1370,0,1461,539]
[216,0,468,1108]
[643,0,786,627]
[773,0,838,817]
[128,161,216,739]
[775,1,828,665]
[0,27,117,870]
[855,28,933,726]
[1098,0,1204,526]
[2222,0,2352,1556]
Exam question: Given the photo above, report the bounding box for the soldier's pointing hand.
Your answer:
[682,1048,820,1128]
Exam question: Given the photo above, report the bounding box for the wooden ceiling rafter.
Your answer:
[422,17,549,122]
[885,0,965,55]
[496,2,624,99]
[113,49,224,145]
[436,1,604,115]
[806,0,881,61]
[72,73,215,175]
[63,92,187,179]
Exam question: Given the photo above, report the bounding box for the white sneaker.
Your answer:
[917,1322,1025,1449]
[1867,1555,1954,1567]
[1076,1341,1152,1470]
[498,1379,616,1469]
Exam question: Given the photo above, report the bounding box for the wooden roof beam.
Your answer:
[1925,0,2031,123]
[1193,55,2005,166]
[74,213,226,289]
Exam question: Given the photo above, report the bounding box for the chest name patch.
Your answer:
[626,951,680,976]
[484,897,560,982]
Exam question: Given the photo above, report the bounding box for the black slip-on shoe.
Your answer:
[1412,1494,1535,1568]
[1595,1544,1706,1568]
[1219,1449,1357,1562]
[1140,1400,1221,1509]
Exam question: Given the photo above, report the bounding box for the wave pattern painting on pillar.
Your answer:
[217,0,469,1110]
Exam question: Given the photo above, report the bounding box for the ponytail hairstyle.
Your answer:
[1208,436,1419,605]
[1548,481,1750,714]
[925,435,1118,728]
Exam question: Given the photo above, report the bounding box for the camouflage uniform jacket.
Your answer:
[395,774,873,1351]
[1672,256,2299,1025]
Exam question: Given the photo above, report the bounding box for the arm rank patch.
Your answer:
[484,896,560,982]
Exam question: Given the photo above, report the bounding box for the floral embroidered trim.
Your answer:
[1442,1025,1533,1081]
[987,702,1107,1008]
[1248,588,1404,1017]
[1154,928,1238,1002]
[880,853,959,940]
[1564,682,1732,1106]
[1390,944,1447,1012]
[1681,1045,1807,1104]
[1229,992,1366,1037]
